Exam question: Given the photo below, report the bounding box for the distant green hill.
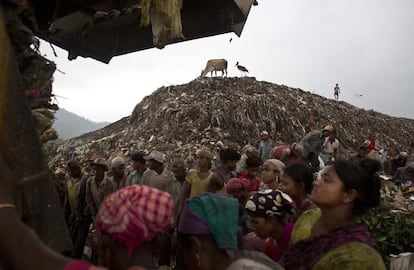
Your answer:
[53,108,110,140]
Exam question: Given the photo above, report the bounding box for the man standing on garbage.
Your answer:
[334,83,340,100]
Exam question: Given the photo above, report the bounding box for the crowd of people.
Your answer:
[1,124,412,270]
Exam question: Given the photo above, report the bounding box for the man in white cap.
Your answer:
[108,156,127,190]
[86,158,116,220]
[140,150,177,267]
[141,150,175,192]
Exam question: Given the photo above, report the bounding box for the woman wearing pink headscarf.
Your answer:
[0,185,174,270]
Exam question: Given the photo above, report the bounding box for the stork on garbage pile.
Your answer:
[236,61,249,76]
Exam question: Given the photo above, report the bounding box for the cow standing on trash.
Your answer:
[200,59,228,77]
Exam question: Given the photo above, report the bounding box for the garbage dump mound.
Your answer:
[49,77,414,169]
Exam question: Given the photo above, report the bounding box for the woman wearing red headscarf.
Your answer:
[364,132,381,162]
[0,185,174,270]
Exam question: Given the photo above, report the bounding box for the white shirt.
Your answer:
[323,137,339,155]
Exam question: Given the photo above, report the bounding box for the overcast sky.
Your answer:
[40,0,414,123]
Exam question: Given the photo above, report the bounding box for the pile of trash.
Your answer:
[49,77,414,167]
[380,176,414,213]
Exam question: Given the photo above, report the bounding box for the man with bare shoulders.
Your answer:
[334,83,340,100]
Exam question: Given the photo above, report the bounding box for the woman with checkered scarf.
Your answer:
[0,185,174,270]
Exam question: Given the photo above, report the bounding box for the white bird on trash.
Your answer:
[236,61,249,76]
